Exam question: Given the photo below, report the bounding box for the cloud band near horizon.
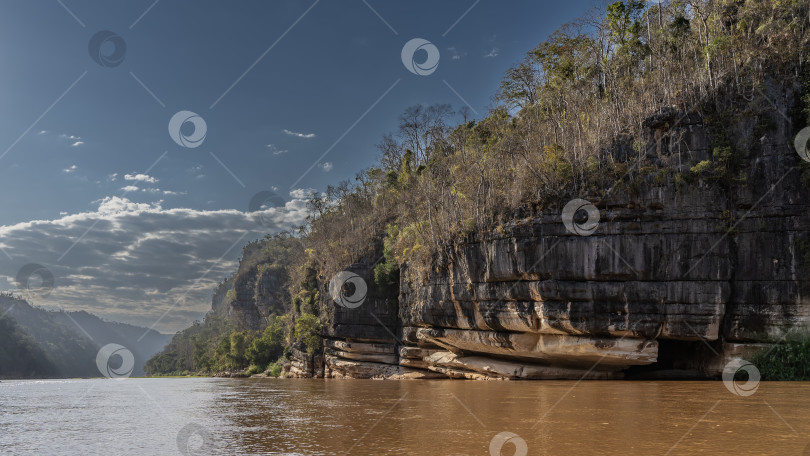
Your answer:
[0,190,310,333]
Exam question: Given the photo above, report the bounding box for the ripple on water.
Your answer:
[0,378,808,455]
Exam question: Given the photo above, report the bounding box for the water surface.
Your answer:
[1,378,807,455]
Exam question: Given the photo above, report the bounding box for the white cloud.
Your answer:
[63,165,78,174]
[38,131,85,146]
[124,173,158,183]
[0,192,309,332]
[266,144,288,155]
[121,186,184,196]
[187,165,205,179]
[57,134,83,145]
[289,188,316,200]
[484,47,499,58]
[283,129,316,139]
[319,162,333,172]
[108,173,118,182]
[96,196,159,214]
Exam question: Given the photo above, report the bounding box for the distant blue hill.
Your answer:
[0,294,171,378]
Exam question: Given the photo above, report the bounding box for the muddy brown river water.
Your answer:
[0,378,807,455]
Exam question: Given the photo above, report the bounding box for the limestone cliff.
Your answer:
[213,240,290,331]
[288,83,810,380]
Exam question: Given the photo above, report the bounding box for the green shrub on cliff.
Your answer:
[688,146,747,192]
[373,259,399,296]
[373,226,400,296]
[245,336,274,368]
[292,266,320,315]
[245,315,288,367]
[266,359,283,377]
[294,313,322,355]
[246,364,263,376]
[214,331,249,370]
[749,336,810,381]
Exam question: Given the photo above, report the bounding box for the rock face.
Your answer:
[288,84,809,380]
[228,265,288,331]
[214,242,290,331]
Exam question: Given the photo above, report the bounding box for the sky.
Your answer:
[0,0,595,333]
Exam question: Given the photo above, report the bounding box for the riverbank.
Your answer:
[152,336,810,382]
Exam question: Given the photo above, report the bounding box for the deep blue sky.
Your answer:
[0,0,595,331]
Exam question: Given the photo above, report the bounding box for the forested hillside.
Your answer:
[144,234,300,376]
[146,0,810,377]
[0,311,58,378]
[0,294,171,378]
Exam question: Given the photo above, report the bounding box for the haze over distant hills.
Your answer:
[0,294,171,378]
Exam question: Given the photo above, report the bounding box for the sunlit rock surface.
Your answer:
[423,351,623,380]
[287,90,809,380]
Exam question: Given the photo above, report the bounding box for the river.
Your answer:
[0,378,807,455]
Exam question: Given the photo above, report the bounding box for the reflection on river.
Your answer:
[1,378,808,455]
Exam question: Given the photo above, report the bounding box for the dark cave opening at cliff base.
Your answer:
[625,339,715,380]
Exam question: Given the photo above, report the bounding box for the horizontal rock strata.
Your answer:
[424,351,623,380]
[284,102,809,381]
